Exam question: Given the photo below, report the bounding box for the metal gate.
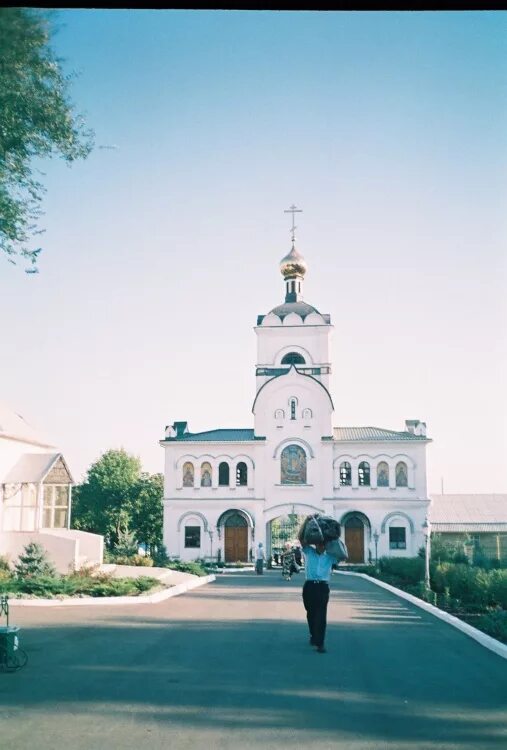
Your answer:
[270,514,305,559]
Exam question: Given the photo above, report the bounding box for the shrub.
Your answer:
[490,569,507,609]
[152,544,169,567]
[0,555,11,573]
[376,556,424,585]
[165,560,208,577]
[473,610,507,644]
[14,542,56,579]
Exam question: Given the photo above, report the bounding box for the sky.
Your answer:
[1,10,506,493]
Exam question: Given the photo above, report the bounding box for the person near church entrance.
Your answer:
[298,518,340,654]
[255,542,265,574]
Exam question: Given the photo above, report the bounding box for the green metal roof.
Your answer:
[163,428,261,442]
[334,427,428,441]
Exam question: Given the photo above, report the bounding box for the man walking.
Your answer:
[255,542,265,574]
[298,519,340,653]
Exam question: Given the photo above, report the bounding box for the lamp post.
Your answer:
[373,530,379,566]
[208,529,214,562]
[422,518,431,591]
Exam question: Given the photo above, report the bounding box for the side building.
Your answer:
[0,402,103,572]
[161,240,432,563]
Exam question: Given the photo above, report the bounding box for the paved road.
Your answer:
[1,571,506,750]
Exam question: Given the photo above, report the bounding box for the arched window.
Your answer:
[358,461,370,486]
[275,409,285,420]
[290,399,297,420]
[281,352,306,365]
[377,462,389,487]
[218,462,230,486]
[396,462,408,487]
[280,445,307,485]
[201,462,212,487]
[236,462,248,486]
[302,408,312,420]
[339,461,352,486]
[182,462,194,487]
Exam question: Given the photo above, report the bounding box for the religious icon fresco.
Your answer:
[182,462,194,487]
[377,462,389,487]
[201,462,212,487]
[396,462,408,487]
[281,444,307,484]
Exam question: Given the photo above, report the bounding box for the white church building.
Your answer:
[161,230,431,564]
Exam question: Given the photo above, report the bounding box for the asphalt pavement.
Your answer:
[1,570,506,750]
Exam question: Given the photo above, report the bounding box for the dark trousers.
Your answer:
[302,581,330,648]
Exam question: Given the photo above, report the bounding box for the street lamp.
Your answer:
[422,517,431,591]
[373,530,379,566]
[208,528,214,562]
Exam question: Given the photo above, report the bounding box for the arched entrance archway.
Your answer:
[341,512,371,564]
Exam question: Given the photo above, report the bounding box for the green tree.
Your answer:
[14,542,56,578]
[72,449,142,549]
[0,8,93,271]
[133,473,164,552]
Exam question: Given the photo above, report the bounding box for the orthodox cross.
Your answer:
[284,204,302,243]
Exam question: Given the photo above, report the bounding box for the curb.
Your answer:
[337,571,507,661]
[8,574,216,607]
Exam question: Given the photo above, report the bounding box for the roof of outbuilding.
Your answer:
[334,426,428,441]
[3,453,70,483]
[162,429,262,443]
[429,495,507,528]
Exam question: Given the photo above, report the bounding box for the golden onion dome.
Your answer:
[279,243,308,279]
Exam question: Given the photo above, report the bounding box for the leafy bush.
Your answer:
[470,610,507,644]
[489,569,507,609]
[372,557,425,586]
[14,542,56,578]
[0,555,11,572]
[165,560,208,577]
[108,553,154,566]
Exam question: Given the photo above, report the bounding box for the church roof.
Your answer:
[257,302,331,325]
[0,401,55,447]
[429,494,507,531]
[163,428,262,442]
[334,426,429,441]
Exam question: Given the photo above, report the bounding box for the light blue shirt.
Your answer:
[302,546,337,582]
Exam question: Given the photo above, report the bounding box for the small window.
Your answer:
[302,408,312,420]
[339,462,352,486]
[201,462,212,487]
[358,461,370,487]
[236,461,248,486]
[389,527,406,549]
[185,526,201,548]
[182,462,194,487]
[290,399,296,420]
[396,462,408,487]
[218,462,229,486]
[275,409,285,420]
[281,352,306,365]
[377,462,389,487]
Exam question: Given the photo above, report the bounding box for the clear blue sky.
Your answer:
[2,10,506,493]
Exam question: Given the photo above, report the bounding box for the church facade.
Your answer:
[161,238,431,564]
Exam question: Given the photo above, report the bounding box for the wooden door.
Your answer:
[345,519,364,563]
[224,527,248,562]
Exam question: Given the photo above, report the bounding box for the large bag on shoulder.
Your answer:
[326,538,349,562]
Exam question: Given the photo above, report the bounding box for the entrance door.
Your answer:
[224,512,248,562]
[345,517,364,563]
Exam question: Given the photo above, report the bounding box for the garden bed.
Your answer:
[0,572,161,600]
[364,557,507,645]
